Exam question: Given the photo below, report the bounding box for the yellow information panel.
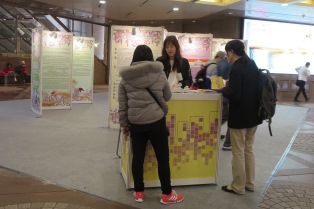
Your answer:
[121,92,222,188]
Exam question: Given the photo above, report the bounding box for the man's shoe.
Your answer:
[133,191,144,203]
[294,99,301,102]
[160,190,184,204]
[221,185,236,194]
[245,187,254,192]
[222,145,232,151]
[306,98,310,102]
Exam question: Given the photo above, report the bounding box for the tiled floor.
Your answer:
[1,84,314,209]
[0,167,135,209]
[258,109,314,209]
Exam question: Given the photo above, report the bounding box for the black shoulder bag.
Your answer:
[145,88,169,136]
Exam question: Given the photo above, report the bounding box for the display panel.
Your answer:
[243,19,314,74]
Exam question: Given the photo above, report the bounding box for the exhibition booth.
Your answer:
[106,25,230,188]
[121,93,222,188]
[30,25,233,188]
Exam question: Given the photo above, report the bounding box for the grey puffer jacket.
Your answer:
[118,61,172,127]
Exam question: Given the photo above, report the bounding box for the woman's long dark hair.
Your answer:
[161,35,182,72]
[131,45,154,65]
[225,40,250,63]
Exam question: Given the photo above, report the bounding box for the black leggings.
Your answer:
[130,117,172,194]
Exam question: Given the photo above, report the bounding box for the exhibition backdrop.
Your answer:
[41,31,73,110]
[31,29,94,117]
[108,25,164,128]
[108,27,219,127]
[168,32,213,80]
[72,36,95,103]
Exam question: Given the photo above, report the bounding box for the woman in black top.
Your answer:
[156,36,192,88]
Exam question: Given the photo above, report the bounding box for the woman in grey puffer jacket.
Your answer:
[118,45,184,204]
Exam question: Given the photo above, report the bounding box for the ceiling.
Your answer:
[1,0,314,26]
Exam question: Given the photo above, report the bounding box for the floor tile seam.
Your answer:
[290,149,314,156]
[0,166,78,193]
[286,153,314,168]
[297,130,314,134]
[275,168,314,177]
[0,184,138,209]
[270,179,314,187]
[0,203,97,209]
[0,190,75,196]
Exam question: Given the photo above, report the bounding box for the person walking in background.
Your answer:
[221,40,262,194]
[156,35,192,89]
[294,62,311,102]
[118,45,184,204]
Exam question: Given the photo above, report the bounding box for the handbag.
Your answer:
[145,88,169,136]
[295,79,301,87]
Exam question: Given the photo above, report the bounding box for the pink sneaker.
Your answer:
[160,190,184,204]
[133,191,144,203]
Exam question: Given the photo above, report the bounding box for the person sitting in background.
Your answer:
[15,61,28,84]
[4,63,14,74]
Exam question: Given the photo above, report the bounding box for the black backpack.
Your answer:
[193,63,216,89]
[257,69,277,136]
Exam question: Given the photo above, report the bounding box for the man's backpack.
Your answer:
[257,69,277,136]
[192,63,216,89]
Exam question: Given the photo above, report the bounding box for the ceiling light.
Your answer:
[281,3,288,6]
[173,7,179,11]
[99,0,106,3]
[17,28,24,36]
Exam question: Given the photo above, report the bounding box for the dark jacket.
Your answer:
[222,57,262,129]
[156,56,192,88]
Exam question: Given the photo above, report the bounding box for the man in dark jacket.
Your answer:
[221,40,262,195]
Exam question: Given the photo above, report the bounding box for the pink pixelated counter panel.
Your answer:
[121,93,222,188]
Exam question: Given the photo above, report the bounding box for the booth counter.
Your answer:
[121,92,222,189]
